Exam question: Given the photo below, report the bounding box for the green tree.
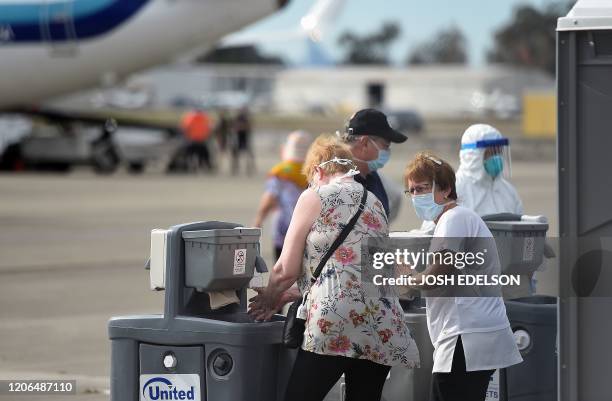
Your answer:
[338,21,401,65]
[407,26,468,65]
[197,45,285,65]
[487,2,572,75]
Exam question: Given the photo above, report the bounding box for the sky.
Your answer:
[225,0,570,66]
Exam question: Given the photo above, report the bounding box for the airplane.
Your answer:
[0,0,289,172]
[0,0,289,109]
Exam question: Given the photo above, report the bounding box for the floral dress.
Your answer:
[297,179,420,367]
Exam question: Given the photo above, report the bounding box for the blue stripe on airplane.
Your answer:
[0,0,115,24]
[0,0,150,43]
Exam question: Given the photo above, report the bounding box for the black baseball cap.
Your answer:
[345,108,407,143]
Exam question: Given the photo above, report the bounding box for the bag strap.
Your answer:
[311,186,368,283]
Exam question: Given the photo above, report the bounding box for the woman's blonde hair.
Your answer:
[302,134,354,182]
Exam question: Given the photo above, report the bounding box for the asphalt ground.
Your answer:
[0,130,557,400]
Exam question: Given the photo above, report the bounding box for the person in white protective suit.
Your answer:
[413,125,521,234]
[415,124,534,297]
[455,124,522,216]
[457,124,534,298]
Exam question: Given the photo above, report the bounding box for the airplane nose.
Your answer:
[277,0,290,9]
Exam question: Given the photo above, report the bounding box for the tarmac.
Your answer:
[0,130,557,400]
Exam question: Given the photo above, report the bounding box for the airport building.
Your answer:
[272,65,554,117]
[56,63,554,121]
[123,63,554,119]
[128,63,282,111]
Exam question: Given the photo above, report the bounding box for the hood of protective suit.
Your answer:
[458,124,504,182]
[456,124,523,215]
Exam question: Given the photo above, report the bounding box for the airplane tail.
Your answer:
[300,0,347,42]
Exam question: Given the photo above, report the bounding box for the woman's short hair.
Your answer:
[404,152,458,200]
[302,134,354,181]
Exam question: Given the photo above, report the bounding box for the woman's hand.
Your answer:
[394,262,418,296]
[247,288,276,322]
[395,262,414,279]
[248,287,301,322]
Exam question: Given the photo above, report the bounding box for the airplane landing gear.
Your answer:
[91,122,120,174]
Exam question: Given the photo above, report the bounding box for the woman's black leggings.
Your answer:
[284,348,391,401]
[430,336,495,401]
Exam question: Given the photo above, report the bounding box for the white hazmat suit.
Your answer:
[413,124,533,297]
[413,125,522,234]
[458,124,534,298]
[456,124,522,215]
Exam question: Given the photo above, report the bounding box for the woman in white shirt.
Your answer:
[401,152,522,401]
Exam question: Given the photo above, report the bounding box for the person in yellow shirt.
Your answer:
[254,131,312,259]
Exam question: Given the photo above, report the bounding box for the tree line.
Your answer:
[200,2,572,76]
[336,2,571,75]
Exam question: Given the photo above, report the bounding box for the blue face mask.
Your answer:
[411,182,452,221]
[366,139,390,171]
[484,155,504,178]
[412,192,445,221]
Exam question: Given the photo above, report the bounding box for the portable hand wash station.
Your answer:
[483,213,558,401]
[108,221,292,401]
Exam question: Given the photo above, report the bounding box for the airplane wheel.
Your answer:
[91,139,120,174]
[127,162,145,174]
[0,143,26,171]
[34,162,72,173]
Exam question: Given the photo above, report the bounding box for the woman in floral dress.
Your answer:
[249,135,420,401]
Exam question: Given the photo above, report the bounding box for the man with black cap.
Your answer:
[338,108,407,217]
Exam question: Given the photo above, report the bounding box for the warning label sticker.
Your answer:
[234,249,247,275]
[523,237,535,262]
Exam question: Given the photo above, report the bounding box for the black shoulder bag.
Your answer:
[282,186,368,348]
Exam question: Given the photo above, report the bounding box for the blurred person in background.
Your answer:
[253,130,313,260]
[338,108,407,221]
[168,110,214,172]
[214,108,231,154]
[231,106,255,175]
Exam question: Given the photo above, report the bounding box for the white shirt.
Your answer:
[426,206,523,372]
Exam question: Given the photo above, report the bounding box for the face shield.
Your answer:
[460,137,511,179]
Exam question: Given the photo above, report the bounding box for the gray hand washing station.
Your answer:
[108,221,292,401]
